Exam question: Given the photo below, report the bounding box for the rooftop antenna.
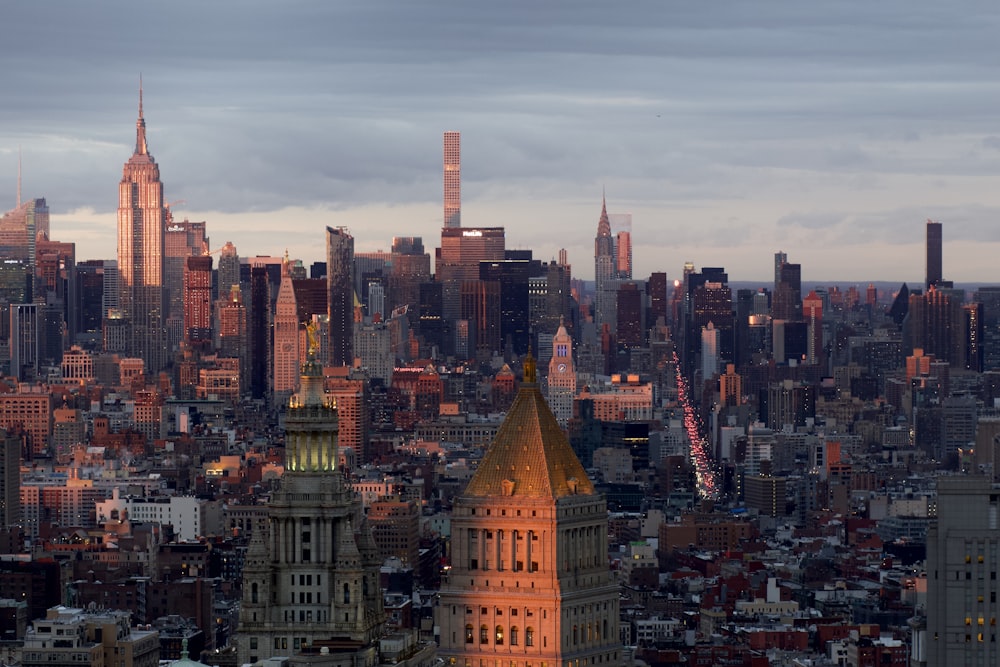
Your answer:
[16,145,21,208]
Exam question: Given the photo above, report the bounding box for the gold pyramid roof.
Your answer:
[463,354,594,499]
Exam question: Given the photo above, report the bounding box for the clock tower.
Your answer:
[546,318,575,425]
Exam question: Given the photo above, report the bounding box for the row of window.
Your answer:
[466,625,535,646]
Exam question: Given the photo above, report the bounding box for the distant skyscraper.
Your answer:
[546,318,576,425]
[183,255,212,345]
[326,226,354,366]
[609,213,632,279]
[249,265,270,401]
[389,236,430,321]
[0,198,48,271]
[437,226,505,325]
[272,256,300,401]
[802,289,823,365]
[164,219,207,351]
[218,284,248,396]
[593,195,616,329]
[926,219,943,289]
[773,251,787,293]
[216,241,240,297]
[443,131,461,228]
[701,322,719,383]
[616,281,644,348]
[117,82,167,373]
[9,302,39,382]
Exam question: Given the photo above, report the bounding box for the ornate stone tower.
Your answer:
[546,317,576,426]
[237,339,384,665]
[437,354,622,667]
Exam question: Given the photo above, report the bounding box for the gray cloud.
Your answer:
[3,1,1000,280]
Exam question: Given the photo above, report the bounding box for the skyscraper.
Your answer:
[436,354,621,666]
[437,226,505,325]
[218,284,248,397]
[272,255,300,402]
[926,219,943,289]
[546,318,576,425]
[216,241,240,298]
[182,255,212,345]
[326,226,354,367]
[117,82,167,373]
[773,250,787,293]
[593,195,616,329]
[0,198,48,271]
[925,476,1000,666]
[164,219,207,351]
[444,131,461,228]
[249,265,270,400]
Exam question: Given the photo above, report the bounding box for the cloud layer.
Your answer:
[2,1,1000,283]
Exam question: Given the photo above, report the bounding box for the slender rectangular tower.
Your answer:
[444,131,461,228]
[118,82,167,374]
[326,226,355,367]
[926,219,943,289]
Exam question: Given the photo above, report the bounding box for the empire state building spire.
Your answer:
[136,75,148,156]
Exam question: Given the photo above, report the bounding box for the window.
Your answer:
[496,626,504,645]
[466,625,474,644]
[344,584,350,603]
[480,625,489,644]
[511,627,519,645]
[250,638,257,650]
[526,627,534,646]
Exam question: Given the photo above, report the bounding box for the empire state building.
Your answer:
[118,82,167,373]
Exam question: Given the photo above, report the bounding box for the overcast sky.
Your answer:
[3,1,1000,284]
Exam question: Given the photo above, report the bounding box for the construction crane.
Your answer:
[163,199,186,225]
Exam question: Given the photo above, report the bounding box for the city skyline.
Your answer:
[4,2,1000,282]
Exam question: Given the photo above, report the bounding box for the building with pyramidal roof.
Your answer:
[437,353,623,667]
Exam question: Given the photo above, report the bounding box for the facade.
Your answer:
[164,220,208,350]
[236,348,384,665]
[0,198,49,270]
[367,497,420,567]
[326,226,354,367]
[389,236,430,319]
[436,354,622,667]
[273,256,301,401]
[0,392,51,457]
[926,219,943,289]
[546,319,576,426]
[118,85,168,373]
[437,227,505,324]
[0,429,19,529]
[925,476,1000,666]
[444,131,461,228]
[183,255,213,345]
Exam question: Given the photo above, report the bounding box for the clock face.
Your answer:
[557,363,567,373]
[282,343,293,352]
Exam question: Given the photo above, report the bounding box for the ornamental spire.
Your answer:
[136,74,148,155]
[597,189,611,237]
